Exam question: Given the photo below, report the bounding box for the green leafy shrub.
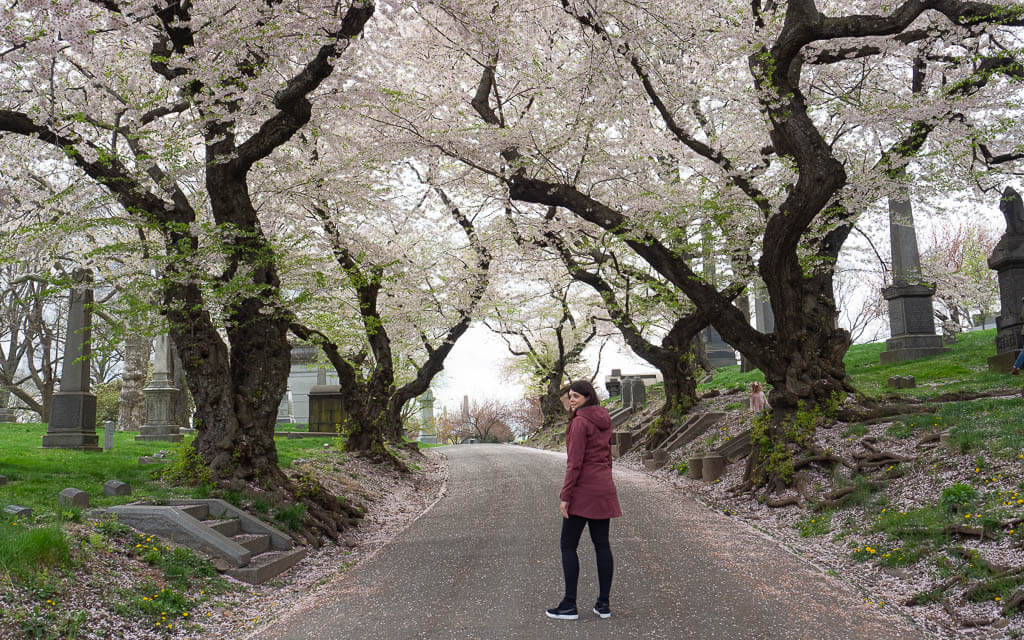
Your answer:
[940,483,979,515]
[162,442,213,487]
[93,379,122,423]
[672,461,689,476]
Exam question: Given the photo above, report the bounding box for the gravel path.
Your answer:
[256,444,933,640]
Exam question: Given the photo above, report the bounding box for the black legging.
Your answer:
[560,515,613,605]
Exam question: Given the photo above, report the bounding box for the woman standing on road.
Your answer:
[546,380,622,621]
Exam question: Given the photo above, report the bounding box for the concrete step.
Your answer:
[102,499,305,584]
[234,533,271,555]
[226,547,307,585]
[662,412,727,452]
[205,518,240,537]
[178,503,209,520]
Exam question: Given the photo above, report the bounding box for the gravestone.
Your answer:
[4,505,31,518]
[0,475,7,485]
[754,292,775,334]
[702,326,737,368]
[58,487,90,508]
[276,386,293,424]
[880,194,950,364]
[277,345,338,425]
[42,268,99,450]
[136,335,183,442]
[103,479,131,496]
[988,187,1024,372]
[103,420,115,451]
[630,378,647,407]
[605,369,623,396]
[417,389,437,444]
[620,377,634,409]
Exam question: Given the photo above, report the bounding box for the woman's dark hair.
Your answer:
[568,380,600,412]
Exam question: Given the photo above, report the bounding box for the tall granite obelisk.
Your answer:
[42,268,99,450]
[879,193,950,364]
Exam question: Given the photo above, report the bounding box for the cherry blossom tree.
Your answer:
[380,0,1024,490]
[919,219,1000,329]
[0,0,380,540]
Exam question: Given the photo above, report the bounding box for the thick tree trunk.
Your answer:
[118,333,150,430]
[539,375,568,434]
[642,346,699,449]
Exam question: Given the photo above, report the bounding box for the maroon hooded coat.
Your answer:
[560,405,622,519]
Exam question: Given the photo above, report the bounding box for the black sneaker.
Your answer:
[545,601,579,620]
[593,601,611,618]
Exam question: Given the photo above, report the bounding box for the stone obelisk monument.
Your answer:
[136,334,183,442]
[42,268,99,450]
[879,193,950,364]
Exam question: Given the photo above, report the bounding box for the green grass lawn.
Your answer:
[701,328,1016,399]
[0,424,336,521]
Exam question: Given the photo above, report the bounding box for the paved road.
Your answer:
[257,445,929,640]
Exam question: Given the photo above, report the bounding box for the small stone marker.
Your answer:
[701,454,726,482]
[103,421,115,451]
[58,487,90,508]
[886,375,916,389]
[4,505,31,518]
[103,480,131,497]
[138,456,160,465]
[0,475,8,486]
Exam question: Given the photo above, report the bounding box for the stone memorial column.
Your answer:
[417,389,437,444]
[136,334,183,442]
[42,268,99,450]
[879,193,950,364]
[987,187,1024,371]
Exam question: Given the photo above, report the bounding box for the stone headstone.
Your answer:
[42,268,99,451]
[988,187,1024,372]
[631,378,647,407]
[879,195,949,364]
[887,375,916,389]
[103,421,115,451]
[278,345,337,425]
[103,479,131,497]
[58,487,90,508]
[136,334,183,442]
[703,326,737,368]
[138,456,161,465]
[0,475,7,486]
[276,386,293,424]
[754,292,775,334]
[4,505,31,518]
[620,378,634,409]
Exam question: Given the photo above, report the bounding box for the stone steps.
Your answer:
[102,498,304,585]
[660,412,727,453]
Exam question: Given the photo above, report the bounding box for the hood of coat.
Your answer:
[575,405,612,431]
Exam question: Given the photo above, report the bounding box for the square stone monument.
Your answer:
[987,187,1024,371]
